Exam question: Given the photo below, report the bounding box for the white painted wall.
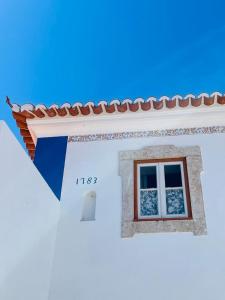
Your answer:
[49,132,225,300]
[0,121,60,300]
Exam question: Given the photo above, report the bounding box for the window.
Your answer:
[119,145,207,237]
[134,158,192,221]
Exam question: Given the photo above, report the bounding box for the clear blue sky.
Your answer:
[1,0,225,146]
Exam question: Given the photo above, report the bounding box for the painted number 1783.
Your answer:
[75,177,98,185]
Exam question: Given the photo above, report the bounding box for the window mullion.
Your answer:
[156,163,161,217]
[180,162,188,217]
[159,163,166,217]
[157,164,162,217]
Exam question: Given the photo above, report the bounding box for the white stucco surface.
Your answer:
[0,121,60,300]
[2,114,225,300]
[49,132,225,300]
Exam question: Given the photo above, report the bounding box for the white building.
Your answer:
[2,92,225,300]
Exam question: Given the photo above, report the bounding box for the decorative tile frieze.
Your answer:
[68,126,225,143]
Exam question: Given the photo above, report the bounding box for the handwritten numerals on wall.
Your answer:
[76,177,98,185]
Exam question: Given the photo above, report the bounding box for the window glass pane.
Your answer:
[140,190,159,216]
[166,189,185,215]
[140,166,157,189]
[164,164,182,187]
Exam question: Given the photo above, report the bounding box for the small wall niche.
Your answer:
[81,191,96,221]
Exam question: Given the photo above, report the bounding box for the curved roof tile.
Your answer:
[7,92,225,159]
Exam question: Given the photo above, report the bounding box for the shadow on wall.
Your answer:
[0,226,58,300]
[81,191,96,221]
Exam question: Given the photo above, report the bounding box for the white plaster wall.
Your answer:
[49,131,225,300]
[0,121,60,300]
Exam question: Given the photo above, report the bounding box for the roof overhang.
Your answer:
[8,92,225,159]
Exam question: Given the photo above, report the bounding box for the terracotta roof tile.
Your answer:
[7,92,225,159]
[91,103,103,114]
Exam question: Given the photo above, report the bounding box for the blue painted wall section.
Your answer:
[34,136,68,200]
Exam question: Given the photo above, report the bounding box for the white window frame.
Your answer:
[137,161,188,220]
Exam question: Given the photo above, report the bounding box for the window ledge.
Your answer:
[122,219,207,238]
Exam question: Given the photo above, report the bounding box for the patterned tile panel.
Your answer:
[166,189,185,215]
[140,190,159,216]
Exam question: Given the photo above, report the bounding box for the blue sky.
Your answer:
[1,0,225,146]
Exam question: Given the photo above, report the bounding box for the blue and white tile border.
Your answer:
[68,126,225,142]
